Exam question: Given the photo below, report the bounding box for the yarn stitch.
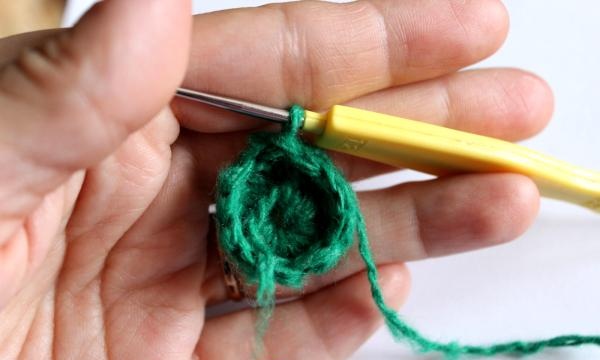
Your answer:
[215,104,600,358]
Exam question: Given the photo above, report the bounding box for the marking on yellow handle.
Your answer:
[302,106,600,213]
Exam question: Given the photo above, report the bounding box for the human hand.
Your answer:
[0,1,553,359]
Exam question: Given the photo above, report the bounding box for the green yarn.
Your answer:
[216,105,356,302]
[215,104,600,358]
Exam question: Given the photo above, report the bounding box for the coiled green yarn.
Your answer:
[215,105,357,305]
[215,105,600,358]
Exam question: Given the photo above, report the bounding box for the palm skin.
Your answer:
[0,1,553,359]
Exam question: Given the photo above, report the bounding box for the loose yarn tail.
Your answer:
[356,211,600,358]
[215,104,600,358]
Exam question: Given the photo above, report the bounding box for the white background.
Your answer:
[64,1,600,359]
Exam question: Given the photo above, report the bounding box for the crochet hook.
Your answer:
[175,88,600,213]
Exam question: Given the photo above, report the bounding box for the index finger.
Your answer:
[176,0,508,131]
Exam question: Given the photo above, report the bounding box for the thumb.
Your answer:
[0,0,191,224]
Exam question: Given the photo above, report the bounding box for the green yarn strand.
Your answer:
[215,104,600,358]
[357,213,600,357]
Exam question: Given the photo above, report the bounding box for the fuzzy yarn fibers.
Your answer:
[215,105,600,358]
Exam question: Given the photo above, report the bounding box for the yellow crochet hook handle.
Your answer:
[174,88,600,213]
[303,106,600,213]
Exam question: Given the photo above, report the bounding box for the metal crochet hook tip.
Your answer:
[175,88,290,124]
